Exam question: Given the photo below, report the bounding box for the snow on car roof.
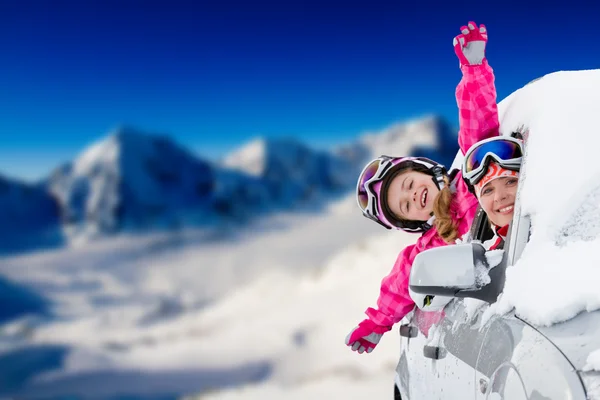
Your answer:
[499,69,600,239]
[484,69,600,349]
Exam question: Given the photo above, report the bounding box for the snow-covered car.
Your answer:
[394,70,600,399]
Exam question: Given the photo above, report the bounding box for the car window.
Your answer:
[470,206,495,243]
[441,301,486,370]
[476,317,515,378]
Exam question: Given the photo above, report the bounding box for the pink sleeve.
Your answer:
[454,173,480,233]
[365,243,420,327]
[456,60,500,154]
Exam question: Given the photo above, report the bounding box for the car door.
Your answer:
[398,207,494,399]
[471,207,528,400]
[423,207,498,398]
[474,311,529,400]
[435,296,489,399]
[400,289,494,400]
[397,308,447,399]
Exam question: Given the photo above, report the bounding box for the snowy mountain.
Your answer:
[1,115,457,248]
[48,127,215,239]
[222,115,459,208]
[336,114,459,173]
[0,174,62,253]
[223,137,353,206]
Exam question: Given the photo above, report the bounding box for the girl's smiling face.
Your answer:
[386,170,440,222]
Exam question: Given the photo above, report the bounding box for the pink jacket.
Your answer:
[366,61,500,328]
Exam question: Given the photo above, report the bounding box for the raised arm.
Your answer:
[453,22,500,154]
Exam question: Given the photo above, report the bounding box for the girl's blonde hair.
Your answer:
[432,176,460,243]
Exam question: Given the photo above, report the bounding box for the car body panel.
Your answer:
[477,313,586,399]
[534,310,600,371]
[396,300,589,399]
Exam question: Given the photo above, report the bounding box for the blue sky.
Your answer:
[2,0,600,181]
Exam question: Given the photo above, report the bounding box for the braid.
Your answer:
[433,176,460,243]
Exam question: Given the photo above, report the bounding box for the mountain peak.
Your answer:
[352,114,458,168]
[49,126,214,237]
[222,136,307,177]
[71,127,185,178]
[222,138,267,177]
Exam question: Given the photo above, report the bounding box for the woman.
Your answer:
[462,136,524,250]
[345,21,499,354]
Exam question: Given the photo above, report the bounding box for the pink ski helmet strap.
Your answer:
[356,155,447,232]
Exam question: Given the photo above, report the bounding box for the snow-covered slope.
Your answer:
[0,191,406,398]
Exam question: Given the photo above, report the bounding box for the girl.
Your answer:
[346,21,500,354]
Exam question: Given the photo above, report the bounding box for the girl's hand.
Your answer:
[453,21,488,66]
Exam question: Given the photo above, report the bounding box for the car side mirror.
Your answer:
[409,242,503,304]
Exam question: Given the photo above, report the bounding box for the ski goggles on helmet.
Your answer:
[356,156,395,229]
[356,155,446,231]
[462,137,523,186]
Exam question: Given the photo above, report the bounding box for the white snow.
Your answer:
[486,70,600,329]
[584,349,600,372]
[72,134,120,177]
[222,138,267,177]
[582,350,600,400]
[463,298,487,321]
[484,248,504,269]
[474,261,491,287]
[498,69,600,240]
[0,192,416,398]
[486,238,600,327]
[184,373,395,400]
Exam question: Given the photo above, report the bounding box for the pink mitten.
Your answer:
[345,319,392,354]
[453,21,488,66]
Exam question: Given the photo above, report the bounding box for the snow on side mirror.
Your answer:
[409,242,498,303]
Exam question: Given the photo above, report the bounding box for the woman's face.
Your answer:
[386,170,440,222]
[478,177,519,227]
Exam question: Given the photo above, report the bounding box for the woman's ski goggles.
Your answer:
[356,156,396,228]
[463,137,523,186]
